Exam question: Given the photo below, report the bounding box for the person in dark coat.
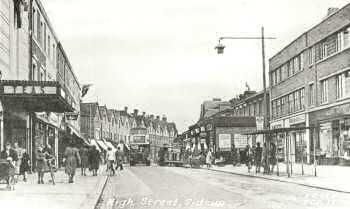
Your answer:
[64,141,81,183]
[79,145,89,176]
[0,142,18,162]
[269,143,277,173]
[255,142,263,173]
[115,147,124,171]
[245,144,253,173]
[36,145,49,184]
[88,145,100,176]
[19,149,30,182]
[0,143,18,187]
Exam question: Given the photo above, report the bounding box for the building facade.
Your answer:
[269,6,350,165]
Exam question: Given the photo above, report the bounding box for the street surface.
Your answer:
[96,166,350,209]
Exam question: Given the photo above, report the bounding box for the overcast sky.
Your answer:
[43,0,349,132]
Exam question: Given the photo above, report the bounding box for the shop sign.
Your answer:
[289,114,305,125]
[234,134,248,148]
[256,116,264,130]
[218,134,231,148]
[3,85,57,95]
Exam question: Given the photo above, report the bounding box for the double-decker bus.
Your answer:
[129,129,151,166]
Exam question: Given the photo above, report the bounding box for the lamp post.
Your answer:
[215,27,276,172]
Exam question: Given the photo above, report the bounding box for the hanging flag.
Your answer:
[81,84,93,98]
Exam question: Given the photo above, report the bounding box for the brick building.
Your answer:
[269,6,350,165]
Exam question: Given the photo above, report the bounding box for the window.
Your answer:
[295,91,300,110]
[32,9,36,36]
[43,24,46,50]
[289,93,294,113]
[344,27,350,48]
[281,97,286,116]
[37,13,41,42]
[336,74,344,99]
[321,79,329,104]
[276,69,280,83]
[300,88,305,110]
[48,36,51,58]
[309,84,315,105]
[258,102,262,116]
[276,99,281,118]
[271,72,275,86]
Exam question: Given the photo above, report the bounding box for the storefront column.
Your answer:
[0,101,3,151]
[305,114,311,163]
[55,128,59,166]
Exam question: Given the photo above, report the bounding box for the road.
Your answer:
[96,166,350,209]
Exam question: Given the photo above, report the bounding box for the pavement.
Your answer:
[184,162,350,193]
[96,166,350,209]
[0,167,108,209]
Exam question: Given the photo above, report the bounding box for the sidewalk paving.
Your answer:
[185,163,350,193]
[0,167,108,209]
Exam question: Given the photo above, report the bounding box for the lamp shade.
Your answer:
[215,43,225,54]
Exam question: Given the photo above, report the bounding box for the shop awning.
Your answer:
[105,141,117,152]
[96,140,109,151]
[0,80,75,113]
[243,126,314,135]
[66,123,90,145]
[90,139,101,152]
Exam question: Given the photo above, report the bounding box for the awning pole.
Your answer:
[286,131,290,177]
[290,133,293,175]
[314,126,317,177]
[301,131,304,176]
[275,133,279,176]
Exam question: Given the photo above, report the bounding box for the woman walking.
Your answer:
[36,145,49,184]
[80,145,89,176]
[205,149,213,169]
[63,140,81,183]
[88,145,100,176]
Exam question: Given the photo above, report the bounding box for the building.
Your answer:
[0,0,82,169]
[269,6,350,165]
[199,98,231,121]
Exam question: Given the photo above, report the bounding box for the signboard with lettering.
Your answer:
[256,116,264,130]
[218,134,231,149]
[234,134,248,148]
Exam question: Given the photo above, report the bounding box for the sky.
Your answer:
[42,0,350,132]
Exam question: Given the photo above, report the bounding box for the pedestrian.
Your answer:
[245,144,253,172]
[106,147,115,175]
[19,149,30,182]
[79,145,89,176]
[36,145,49,184]
[205,149,213,169]
[63,140,81,183]
[13,142,24,181]
[231,145,238,166]
[255,142,262,173]
[88,145,100,176]
[115,147,124,172]
[262,142,269,174]
[0,142,18,188]
[269,143,277,173]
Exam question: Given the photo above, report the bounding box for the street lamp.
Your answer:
[215,27,276,171]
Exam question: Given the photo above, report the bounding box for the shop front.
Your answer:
[0,80,76,170]
[270,113,309,163]
[309,103,350,166]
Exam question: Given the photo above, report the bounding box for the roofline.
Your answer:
[34,0,59,42]
[269,2,350,62]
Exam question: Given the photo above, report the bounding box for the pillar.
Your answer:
[0,100,3,151]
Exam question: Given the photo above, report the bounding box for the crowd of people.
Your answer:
[0,138,125,188]
[231,142,277,174]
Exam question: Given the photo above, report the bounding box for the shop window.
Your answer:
[343,28,350,48]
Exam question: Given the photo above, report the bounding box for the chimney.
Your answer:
[326,7,339,18]
[124,106,128,113]
[133,109,138,116]
[142,112,146,117]
[156,115,160,120]
[162,115,167,122]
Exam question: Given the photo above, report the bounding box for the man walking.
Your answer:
[115,147,124,172]
[255,142,262,173]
